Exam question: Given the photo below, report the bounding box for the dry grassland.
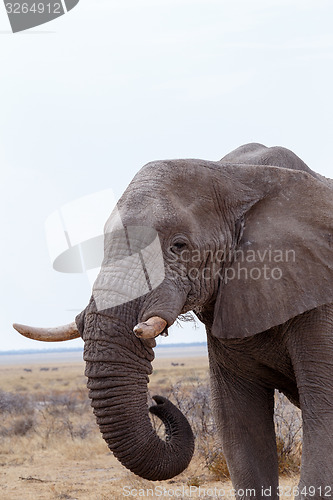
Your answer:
[0,355,300,499]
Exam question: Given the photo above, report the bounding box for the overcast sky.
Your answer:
[1,0,333,351]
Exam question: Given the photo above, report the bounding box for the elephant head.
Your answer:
[13,144,333,480]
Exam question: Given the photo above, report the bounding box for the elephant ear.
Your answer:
[212,164,333,339]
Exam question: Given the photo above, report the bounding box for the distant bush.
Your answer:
[39,391,90,416]
[0,388,93,441]
[35,391,93,441]
[0,390,36,437]
[150,378,302,480]
[0,389,32,415]
[11,416,35,436]
[274,391,302,474]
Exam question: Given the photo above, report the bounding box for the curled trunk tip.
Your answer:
[89,376,195,480]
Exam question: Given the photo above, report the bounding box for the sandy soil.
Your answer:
[0,453,300,500]
[0,451,300,500]
[0,353,299,499]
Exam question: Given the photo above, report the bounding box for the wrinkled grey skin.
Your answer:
[77,143,333,499]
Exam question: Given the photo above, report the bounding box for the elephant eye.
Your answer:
[171,242,187,253]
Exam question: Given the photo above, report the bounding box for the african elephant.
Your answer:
[14,143,333,499]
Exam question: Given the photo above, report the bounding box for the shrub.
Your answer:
[274,392,302,475]
[11,416,35,436]
[0,389,32,415]
[150,378,303,480]
[206,450,230,480]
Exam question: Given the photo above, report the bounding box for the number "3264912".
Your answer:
[5,3,62,14]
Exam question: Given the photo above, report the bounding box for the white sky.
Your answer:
[1,0,333,351]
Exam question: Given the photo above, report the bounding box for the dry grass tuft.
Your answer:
[274,392,302,476]
[206,451,230,481]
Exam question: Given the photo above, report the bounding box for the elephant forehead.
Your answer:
[116,189,216,234]
[118,159,221,210]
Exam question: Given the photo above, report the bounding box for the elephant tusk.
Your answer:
[12,322,80,342]
[133,316,168,339]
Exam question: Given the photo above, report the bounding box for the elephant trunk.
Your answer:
[83,312,194,481]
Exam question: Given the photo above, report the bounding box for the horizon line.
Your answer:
[0,341,208,356]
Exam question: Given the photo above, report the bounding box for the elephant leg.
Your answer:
[209,358,279,500]
[286,305,333,499]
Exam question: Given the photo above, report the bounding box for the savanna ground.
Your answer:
[0,352,302,499]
